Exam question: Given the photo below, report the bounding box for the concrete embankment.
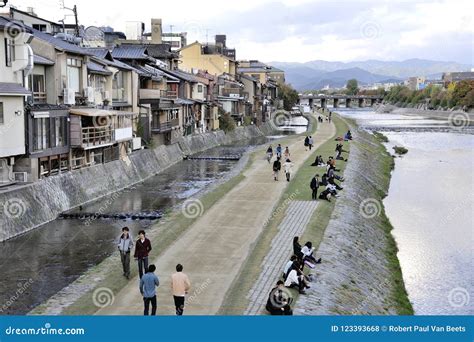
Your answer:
[376,104,474,121]
[0,124,273,242]
[295,118,413,315]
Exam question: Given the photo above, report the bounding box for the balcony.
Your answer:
[139,88,162,100]
[151,118,179,133]
[221,88,242,98]
[33,91,47,104]
[81,126,113,148]
[160,90,178,99]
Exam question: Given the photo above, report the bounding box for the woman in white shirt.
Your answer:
[301,241,321,266]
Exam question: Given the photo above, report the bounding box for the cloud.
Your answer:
[8,0,472,64]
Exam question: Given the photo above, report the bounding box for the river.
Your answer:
[0,119,308,315]
[337,108,474,315]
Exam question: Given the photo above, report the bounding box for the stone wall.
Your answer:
[0,123,273,241]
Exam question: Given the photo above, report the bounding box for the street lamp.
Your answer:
[0,0,8,8]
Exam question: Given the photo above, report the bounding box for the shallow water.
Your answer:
[0,135,274,315]
[338,108,474,315]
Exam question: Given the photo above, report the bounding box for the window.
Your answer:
[30,74,46,103]
[32,24,47,32]
[0,102,4,124]
[5,38,15,66]
[197,85,203,93]
[52,117,67,148]
[34,118,50,151]
[113,71,127,102]
[67,58,82,93]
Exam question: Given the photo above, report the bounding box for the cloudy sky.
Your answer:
[5,0,473,64]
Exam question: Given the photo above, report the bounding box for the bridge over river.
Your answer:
[299,94,384,109]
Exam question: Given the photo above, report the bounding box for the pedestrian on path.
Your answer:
[308,136,314,150]
[266,145,273,163]
[310,174,320,200]
[283,146,290,160]
[171,264,191,316]
[273,157,281,181]
[139,264,160,316]
[265,280,293,315]
[134,230,152,279]
[276,144,282,159]
[117,227,134,279]
[283,158,294,182]
[304,136,309,151]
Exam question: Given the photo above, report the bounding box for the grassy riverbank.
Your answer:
[220,113,345,314]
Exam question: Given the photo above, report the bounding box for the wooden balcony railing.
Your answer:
[33,91,47,103]
[160,90,178,99]
[151,118,179,133]
[81,126,113,147]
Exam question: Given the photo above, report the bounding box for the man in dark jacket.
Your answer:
[265,280,293,315]
[310,174,320,200]
[134,230,152,279]
[117,227,134,279]
[273,157,281,181]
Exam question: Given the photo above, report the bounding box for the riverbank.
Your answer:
[295,116,413,315]
[376,104,474,122]
[0,123,273,242]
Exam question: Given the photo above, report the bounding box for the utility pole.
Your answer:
[73,5,79,37]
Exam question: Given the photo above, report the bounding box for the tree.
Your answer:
[346,79,359,95]
[278,83,299,111]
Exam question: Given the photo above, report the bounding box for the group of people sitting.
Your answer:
[265,236,322,315]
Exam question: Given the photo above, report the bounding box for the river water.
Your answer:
[0,120,308,315]
[337,108,474,315]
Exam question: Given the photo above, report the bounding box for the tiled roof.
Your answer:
[33,55,55,65]
[112,45,151,60]
[85,48,134,71]
[32,29,90,55]
[0,16,30,32]
[145,44,178,59]
[0,82,31,95]
[87,61,113,75]
[162,68,201,83]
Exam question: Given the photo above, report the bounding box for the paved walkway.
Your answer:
[97,119,335,315]
[245,200,319,315]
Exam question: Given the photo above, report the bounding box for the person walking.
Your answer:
[310,174,320,200]
[117,227,134,279]
[272,157,281,181]
[134,230,152,279]
[304,136,309,151]
[276,144,282,159]
[139,264,160,316]
[283,147,290,160]
[171,264,191,316]
[283,158,294,182]
[308,136,314,150]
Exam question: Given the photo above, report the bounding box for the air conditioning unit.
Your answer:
[63,88,76,105]
[86,87,94,103]
[13,172,28,183]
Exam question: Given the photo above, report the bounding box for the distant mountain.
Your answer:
[270,58,472,91]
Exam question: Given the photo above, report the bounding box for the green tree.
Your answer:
[346,79,359,95]
[278,83,299,111]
